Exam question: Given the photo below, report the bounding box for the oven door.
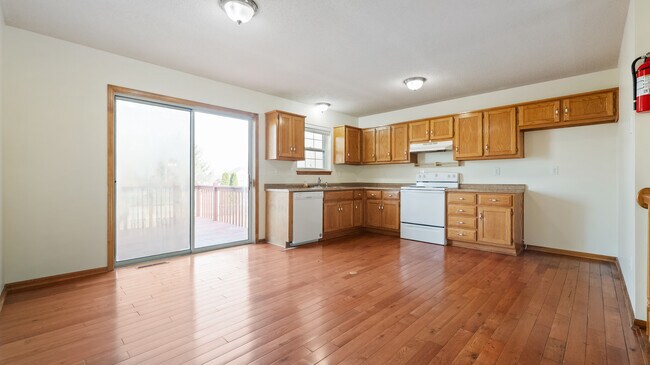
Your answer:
[400,189,446,227]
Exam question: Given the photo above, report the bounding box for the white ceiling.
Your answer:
[1,0,628,117]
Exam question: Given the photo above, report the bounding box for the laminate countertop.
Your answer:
[265,183,526,194]
[447,184,526,194]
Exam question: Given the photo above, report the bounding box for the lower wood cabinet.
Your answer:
[365,190,400,231]
[447,191,523,255]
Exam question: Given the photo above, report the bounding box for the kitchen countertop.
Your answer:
[266,183,526,193]
[447,184,526,194]
[265,183,406,192]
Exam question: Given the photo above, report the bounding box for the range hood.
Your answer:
[409,140,453,153]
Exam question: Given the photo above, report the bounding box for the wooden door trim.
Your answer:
[107,85,260,271]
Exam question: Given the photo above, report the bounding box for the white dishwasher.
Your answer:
[291,191,324,246]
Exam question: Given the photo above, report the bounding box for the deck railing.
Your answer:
[195,185,248,228]
[118,185,248,230]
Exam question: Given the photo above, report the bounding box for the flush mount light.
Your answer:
[219,0,259,25]
[315,102,331,113]
[404,77,427,91]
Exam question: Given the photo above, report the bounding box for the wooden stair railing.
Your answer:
[638,187,650,339]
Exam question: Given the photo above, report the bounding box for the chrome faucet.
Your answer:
[316,177,322,187]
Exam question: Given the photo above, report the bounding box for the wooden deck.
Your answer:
[0,234,647,364]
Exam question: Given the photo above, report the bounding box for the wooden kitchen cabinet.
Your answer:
[364,190,400,231]
[409,117,454,142]
[454,112,484,159]
[362,129,376,163]
[518,89,618,131]
[454,108,523,161]
[333,126,362,164]
[483,108,518,157]
[265,110,305,160]
[375,127,392,162]
[323,191,358,236]
[391,124,409,162]
[446,191,523,255]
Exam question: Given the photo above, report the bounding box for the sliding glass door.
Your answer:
[114,97,252,265]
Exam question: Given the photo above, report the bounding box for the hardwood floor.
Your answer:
[0,233,646,364]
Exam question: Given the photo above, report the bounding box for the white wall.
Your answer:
[359,70,620,257]
[1,27,358,283]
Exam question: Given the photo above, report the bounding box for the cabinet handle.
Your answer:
[388,194,393,197]
[485,144,489,151]
[490,198,498,202]
[425,129,429,135]
[458,221,465,225]
[479,213,484,220]
[347,153,350,157]
[458,209,465,213]
[355,205,358,209]
[564,107,569,114]
[457,233,466,236]
[455,146,459,152]
[372,154,375,157]
[458,197,465,200]
[555,109,559,115]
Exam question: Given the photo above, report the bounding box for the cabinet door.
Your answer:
[291,116,305,160]
[323,202,341,233]
[375,127,392,162]
[277,114,294,158]
[477,206,512,246]
[518,101,560,128]
[339,201,354,230]
[430,117,454,140]
[454,113,484,159]
[362,129,376,163]
[484,108,517,157]
[562,91,615,123]
[353,201,363,227]
[381,200,400,230]
[391,124,409,162]
[346,127,362,163]
[365,200,382,228]
[408,120,429,142]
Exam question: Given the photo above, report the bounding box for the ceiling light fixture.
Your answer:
[315,102,331,113]
[404,77,427,91]
[219,0,259,25]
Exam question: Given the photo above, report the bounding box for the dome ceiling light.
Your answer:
[219,0,259,25]
[404,77,427,91]
[315,102,331,113]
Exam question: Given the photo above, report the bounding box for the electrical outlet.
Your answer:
[494,167,501,176]
[552,166,560,176]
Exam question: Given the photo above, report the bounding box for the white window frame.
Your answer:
[297,124,331,172]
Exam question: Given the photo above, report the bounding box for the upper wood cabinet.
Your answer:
[518,100,561,129]
[408,117,454,142]
[454,108,522,161]
[362,129,376,163]
[518,89,617,131]
[454,113,484,159]
[390,124,409,162]
[375,127,392,162]
[333,126,361,164]
[265,110,305,161]
[483,108,518,157]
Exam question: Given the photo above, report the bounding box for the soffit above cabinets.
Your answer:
[0,0,628,117]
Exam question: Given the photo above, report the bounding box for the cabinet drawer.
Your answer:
[447,192,476,205]
[382,190,400,200]
[478,194,512,207]
[447,217,477,229]
[353,190,364,200]
[366,190,382,200]
[448,205,476,217]
[447,228,477,242]
[324,190,354,201]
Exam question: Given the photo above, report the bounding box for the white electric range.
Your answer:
[400,172,459,245]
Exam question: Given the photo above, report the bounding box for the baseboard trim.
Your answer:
[0,285,7,312]
[525,245,617,263]
[5,267,110,293]
[634,319,647,330]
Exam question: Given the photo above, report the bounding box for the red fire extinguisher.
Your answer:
[632,51,650,112]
